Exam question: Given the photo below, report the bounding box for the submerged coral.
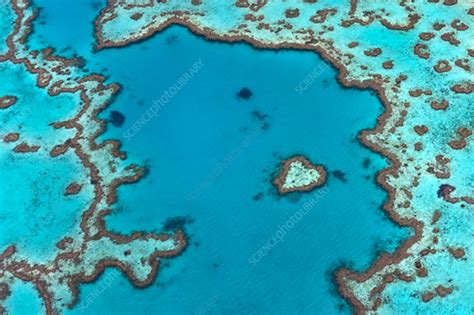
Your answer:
[0,1,186,313]
[273,156,327,194]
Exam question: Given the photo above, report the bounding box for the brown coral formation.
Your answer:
[285,8,299,18]
[65,182,82,196]
[448,247,465,259]
[130,12,143,20]
[419,32,435,40]
[430,99,449,110]
[364,47,382,57]
[0,283,10,300]
[451,82,473,94]
[427,155,450,179]
[414,43,430,59]
[433,60,451,73]
[273,156,327,194]
[13,142,40,153]
[3,132,19,143]
[448,127,471,150]
[0,95,17,109]
[414,125,428,135]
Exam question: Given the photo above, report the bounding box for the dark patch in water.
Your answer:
[166,35,178,44]
[284,192,303,203]
[251,110,270,130]
[90,1,102,10]
[162,216,195,231]
[109,110,125,127]
[114,206,124,214]
[437,184,454,199]
[332,170,347,183]
[237,87,253,100]
[369,237,394,263]
[252,110,268,121]
[253,192,264,201]
[261,121,270,130]
[362,158,371,169]
[59,46,72,53]
[336,303,347,311]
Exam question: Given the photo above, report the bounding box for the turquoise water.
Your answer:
[0,61,92,262]
[4,280,44,314]
[14,0,413,313]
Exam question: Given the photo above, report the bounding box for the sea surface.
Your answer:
[13,0,411,313]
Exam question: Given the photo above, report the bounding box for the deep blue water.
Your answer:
[28,1,410,314]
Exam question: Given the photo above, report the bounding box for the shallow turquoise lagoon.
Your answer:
[24,1,411,313]
[0,61,92,262]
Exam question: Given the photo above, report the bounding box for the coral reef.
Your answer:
[273,156,327,194]
[93,0,474,313]
[0,1,187,313]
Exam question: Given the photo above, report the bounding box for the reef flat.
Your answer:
[0,1,186,313]
[273,155,327,194]
[94,0,474,314]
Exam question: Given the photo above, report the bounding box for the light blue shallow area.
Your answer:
[0,0,15,55]
[0,150,90,261]
[0,61,92,261]
[25,1,411,314]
